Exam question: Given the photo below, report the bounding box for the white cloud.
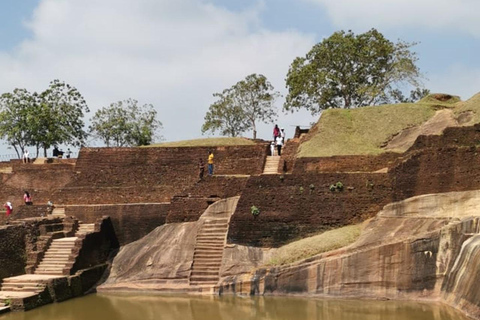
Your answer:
[0,0,316,144]
[306,0,480,37]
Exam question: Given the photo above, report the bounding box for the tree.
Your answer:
[201,92,248,137]
[89,99,162,147]
[0,89,36,158]
[284,29,423,114]
[34,80,90,157]
[202,74,280,139]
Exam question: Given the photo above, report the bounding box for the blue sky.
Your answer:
[0,0,479,155]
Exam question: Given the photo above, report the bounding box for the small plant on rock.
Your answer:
[299,186,304,194]
[279,175,285,182]
[336,181,344,191]
[329,184,336,192]
[309,184,315,194]
[251,205,260,217]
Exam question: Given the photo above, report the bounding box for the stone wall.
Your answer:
[293,153,400,173]
[0,225,26,281]
[228,172,392,247]
[65,204,168,246]
[390,146,480,202]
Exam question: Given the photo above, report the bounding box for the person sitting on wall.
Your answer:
[24,191,33,205]
[45,200,54,217]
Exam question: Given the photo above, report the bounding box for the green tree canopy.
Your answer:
[284,28,423,114]
[89,98,162,147]
[34,80,90,156]
[202,74,280,139]
[0,80,89,158]
[0,88,36,158]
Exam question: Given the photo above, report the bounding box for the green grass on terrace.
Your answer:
[266,224,362,267]
[297,102,437,157]
[144,137,256,148]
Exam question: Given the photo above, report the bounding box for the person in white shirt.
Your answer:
[280,128,285,144]
[23,150,29,163]
[275,136,283,156]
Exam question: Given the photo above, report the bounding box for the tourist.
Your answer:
[270,141,276,156]
[46,200,54,216]
[273,124,280,140]
[24,191,33,205]
[276,135,283,156]
[23,149,29,163]
[198,158,205,181]
[65,148,72,159]
[281,128,285,144]
[207,151,214,176]
[4,202,12,218]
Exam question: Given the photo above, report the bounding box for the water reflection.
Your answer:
[0,294,468,320]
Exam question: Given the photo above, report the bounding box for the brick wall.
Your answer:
[65,203,168,246]
[166,176,249,223]
[228,172,392,247]
[293,153,400,173]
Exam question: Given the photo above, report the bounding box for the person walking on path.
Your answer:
[273,124,280,140]
[280,128,285,144]
[270,141,276,156]
[198,158,205,181]
[4,202,12,218]
[24,191,33,205]
[276,136,283,156]
[207,151,214,176]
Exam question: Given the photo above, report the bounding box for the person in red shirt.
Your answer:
[4,202,12,217]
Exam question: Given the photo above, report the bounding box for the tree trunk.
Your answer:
[43,147,47,158]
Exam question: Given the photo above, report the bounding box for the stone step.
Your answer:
[198,229,227,234]
[192,257,223,263]
[34,270,64,275]
[190,275,219,281]
[196,233,225,238]
[193,254,223,260]
[41,257,70,262]
[190,270,219,276]
[202,223,228,229]
[1,284,45,292]
[204,219,229,224]
[194,246,224,251]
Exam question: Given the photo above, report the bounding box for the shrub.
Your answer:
[251,205,260,217]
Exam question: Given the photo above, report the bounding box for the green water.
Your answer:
[0,294,469,320]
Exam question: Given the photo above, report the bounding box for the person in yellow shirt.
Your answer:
[207,151,214,176]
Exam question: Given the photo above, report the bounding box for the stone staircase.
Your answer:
[34,237,77,275]
[189,218,229,286]
[263,156,280,174]
[51,207,65,218]
[33,223,95,276]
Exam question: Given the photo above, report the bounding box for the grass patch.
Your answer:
[266,224,362,267]
[144,137,256,148]
[298,103,437,157]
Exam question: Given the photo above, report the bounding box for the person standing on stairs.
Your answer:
[270,141,276,156]
[208,150,214,176]
[276,135,283,156]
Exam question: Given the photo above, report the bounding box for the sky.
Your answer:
[0,0,479,155]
